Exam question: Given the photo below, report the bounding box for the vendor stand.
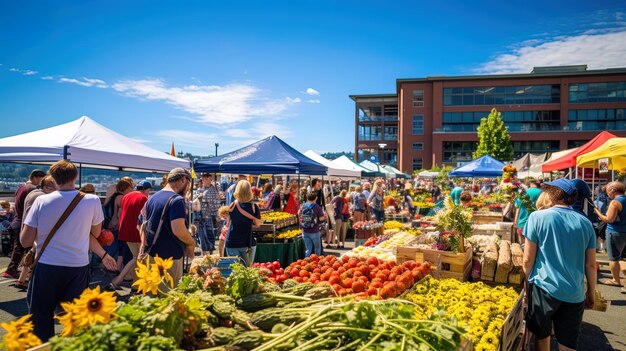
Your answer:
[194,135,328,265]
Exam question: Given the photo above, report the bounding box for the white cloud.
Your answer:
[287,97,301,103]
[9,67,38,75]
[153,129,219,148]
[40,76,53,80]
[306,88,320,96]
[253,122,292,139]
[307,99,321,104]
[58,77,108,88]
[112,79,297,126]
[475,30,626,74]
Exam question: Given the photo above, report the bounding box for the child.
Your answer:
[217,205,230,257]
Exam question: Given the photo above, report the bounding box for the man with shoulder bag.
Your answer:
[139,168,196,289]
[20,161,117,342]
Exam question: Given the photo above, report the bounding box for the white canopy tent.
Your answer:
[0,116,190,172]
[331,156,374,176]
[418,170,439,178]
[303,150,361,178]
[359,160,392,177]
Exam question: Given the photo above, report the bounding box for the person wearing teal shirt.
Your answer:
[450,184,463,205]
[514,180,543,245]
[523,178,596,351]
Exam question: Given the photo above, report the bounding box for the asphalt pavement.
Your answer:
[1,249,625,350]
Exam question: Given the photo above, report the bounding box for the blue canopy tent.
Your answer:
[448,155,505,178]
[194,135,327,175]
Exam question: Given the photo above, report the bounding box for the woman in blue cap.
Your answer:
[523,178,596,351]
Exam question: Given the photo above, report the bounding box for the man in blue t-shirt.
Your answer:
[514,180,542,245]
[299,191,327,257]
[140,168,196,288]
[523,178,596,351]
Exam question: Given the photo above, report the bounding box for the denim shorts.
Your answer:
[606,230,626,261]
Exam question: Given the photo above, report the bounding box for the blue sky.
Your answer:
[1,0,626,156]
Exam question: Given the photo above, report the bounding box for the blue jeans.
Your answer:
[225,246,257,266]
[197,218,216,252]
[372,209,385,223]
[303,232,321,257]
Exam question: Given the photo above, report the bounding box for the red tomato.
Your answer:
[329,276,342,286]
[294,276,303,283]
[352,281,365,293]
[343,278,354,288]
[272,261,281,270]
[366,257,379,266]
[332,262,342,270]
[332,284,343,293]
[366,287,377,296]
[289,269,300,278]
[341,256,350,263]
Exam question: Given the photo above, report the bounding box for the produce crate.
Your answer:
[396,246,421,264]
[216,256,241,277]
[355,228,374,239]
[473,212,504,224]
[28,344,50,351]
[499,292,524,351]
[416,248,472,281]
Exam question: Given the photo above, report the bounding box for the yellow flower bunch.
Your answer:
[413,201,435,209]
[405,276,518,350]
[261,212,292,222]
[57,286,117,336]
[133,255,175,295]
[1,315,41,351]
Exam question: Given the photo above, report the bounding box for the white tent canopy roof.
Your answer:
[303,151,361,178]
[0,116,190,172]
[331,156,372,174]
[359,160,391,174]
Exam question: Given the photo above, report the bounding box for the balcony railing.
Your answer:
[358,115,398,123]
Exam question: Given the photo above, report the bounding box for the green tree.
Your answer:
[473,108,514,161]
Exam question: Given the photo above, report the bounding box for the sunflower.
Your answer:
[133,259,162,295]
[153,255,175,288]
[57,303,78,336]
[1,315,42,351]
[479,331,500,348]
[72,286,117,329]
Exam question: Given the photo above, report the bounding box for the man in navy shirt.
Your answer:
[139,168,196,288]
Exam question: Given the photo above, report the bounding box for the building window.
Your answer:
[443,85,560,106]
[412,142,424,151]
[358,106,382,122]
[358,125,382,141]
[567,140,588,149]
[412,90,424,108]
[567,109,626,131]
[384,125,398,140]
[412,157,423,171]
[511,141,560,159]
[569,82,626,103]
[357,148,376,162]
[412,115,424,135]
[440,111,561,132]
[383,149,398,166]
[442,142,478,163]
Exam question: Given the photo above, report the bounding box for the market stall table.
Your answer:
[254,236,305,267]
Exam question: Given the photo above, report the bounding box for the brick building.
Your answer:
[351,65,626,173]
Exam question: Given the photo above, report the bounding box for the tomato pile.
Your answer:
[284,255,431,298]
[251,261,286,283]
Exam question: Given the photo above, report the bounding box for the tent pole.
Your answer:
[79,163,82,188]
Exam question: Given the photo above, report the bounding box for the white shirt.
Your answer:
[24,190,104,267]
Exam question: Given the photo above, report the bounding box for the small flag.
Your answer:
[170,142,176,157]
[191,168,197,179]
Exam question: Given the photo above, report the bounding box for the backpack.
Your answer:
[301,203,318,229]
[103,192,122,229]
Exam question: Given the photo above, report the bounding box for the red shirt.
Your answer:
[118,191,148,242]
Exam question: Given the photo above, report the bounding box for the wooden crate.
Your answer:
[398,247,472,281]
[473,212,504,224]
[499,292,524,351]
[355,228,374,239]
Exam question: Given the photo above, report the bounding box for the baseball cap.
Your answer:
[168,168,192,182]
[570,179,592,198]
[544,178,576,195]
[29,169,46,178]
[138,180,152,190]
[201,172,212,177]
